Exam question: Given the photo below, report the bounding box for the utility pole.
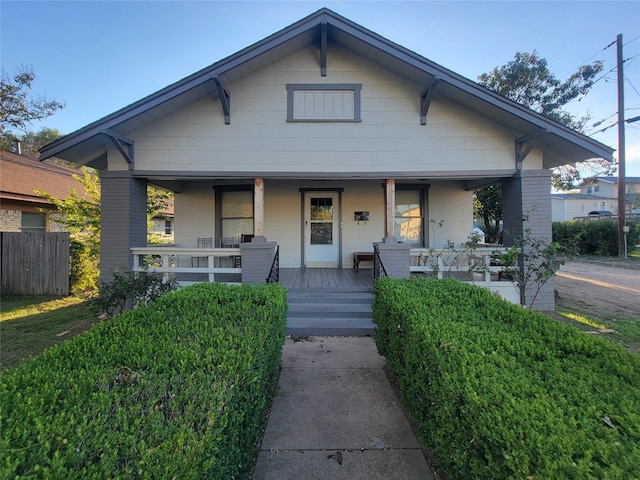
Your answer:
[616,34,626,258]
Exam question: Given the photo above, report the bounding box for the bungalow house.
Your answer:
[39,8,613,310]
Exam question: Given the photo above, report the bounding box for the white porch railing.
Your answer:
[409,246,520,304]
[131,246,242,285]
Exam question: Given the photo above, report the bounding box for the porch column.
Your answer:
[374,178,411,278]
[374,241,411,278]
[99,171,147,282]
[254,178,264,238]
[501,170,554,310]
[385,179,396,240]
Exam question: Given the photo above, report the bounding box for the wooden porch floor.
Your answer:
[279,268,373,290]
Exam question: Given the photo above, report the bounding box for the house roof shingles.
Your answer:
[0,151,83,207]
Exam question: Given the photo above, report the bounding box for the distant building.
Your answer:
[551,176,640,221]
[0,150,174,238]
[0,151,83,232]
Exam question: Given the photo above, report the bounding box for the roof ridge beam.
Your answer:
[212,77,231,124]
[420,77,440,125]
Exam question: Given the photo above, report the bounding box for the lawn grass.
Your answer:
[0,296,99,371]
[555,297,640,355]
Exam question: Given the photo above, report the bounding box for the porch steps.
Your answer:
[286,287,375,336]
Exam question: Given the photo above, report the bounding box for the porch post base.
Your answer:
[501,170,554,311]
[374,240,411,278]
[241,240,277,284]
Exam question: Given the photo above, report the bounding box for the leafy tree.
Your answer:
[36,167,101,294]
[478,50,602,131]
[475,51,607,233]
[0,126,63,158]
[1,66,64,135]
[37,169,173,294]
[551,158,616,191]
[473,185,502,243]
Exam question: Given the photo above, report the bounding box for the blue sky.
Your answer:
[2,0,639,175]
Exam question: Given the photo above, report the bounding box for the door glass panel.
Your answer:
[311,223,333,244]
[310,197,333,245]
[311,197,333,220]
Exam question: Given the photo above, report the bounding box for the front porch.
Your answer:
[132,244,519,303]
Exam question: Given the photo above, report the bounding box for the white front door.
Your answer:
[304,192,340,267]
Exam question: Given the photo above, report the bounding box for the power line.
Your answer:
[623,35,640,46]
[627,78,640,97]
[559,39,615,79]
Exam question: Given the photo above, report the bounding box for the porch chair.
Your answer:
[219,237,241,268]
[191,237,212,267]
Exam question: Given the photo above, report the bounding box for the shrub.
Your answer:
[373,277,640,479]
[95,268,179,317]
[553,220,640,256]
[69,239,99,296]
[1,282,288,479]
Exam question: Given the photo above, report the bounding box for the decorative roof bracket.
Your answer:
[420,77,441,125]
[515,128,547,169]
[212,77,231,124]
[320,21,328,76]
[103,129,134,170]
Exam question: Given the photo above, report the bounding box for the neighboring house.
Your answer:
[39,9,613,310]
[148,198,175,243]
[0,150,174,237]
[0,151,82,232]
[551,176,640,221]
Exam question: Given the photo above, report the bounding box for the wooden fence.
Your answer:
[1,232,70,296]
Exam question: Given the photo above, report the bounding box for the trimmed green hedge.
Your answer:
[1,282,288,479]
[553,220,640,256]
[373,277,640,479]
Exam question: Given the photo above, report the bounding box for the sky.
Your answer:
[2,0,639,176]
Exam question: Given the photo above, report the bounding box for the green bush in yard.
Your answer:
[553,220,640,256]
[373,277,640,480]
[1,282,287,479]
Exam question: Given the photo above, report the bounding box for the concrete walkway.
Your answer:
[252,336,434,480]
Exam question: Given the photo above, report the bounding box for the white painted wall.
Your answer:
[173,183,215,266]
[263,180,386,268]
[427,182,475,248]
[124,46,516,175]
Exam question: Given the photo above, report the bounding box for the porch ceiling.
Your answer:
[40,8,613,170]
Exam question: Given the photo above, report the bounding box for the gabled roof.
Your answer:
[39,8,614,170]
[550,193,614,200]
[0,151,83,206]
[577,176,640,187]
[594,176,640,184]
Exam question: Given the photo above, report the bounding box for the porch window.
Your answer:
[221,191,253,242]
[286,84,361,122]
[394,190,423,245]
[21,212,46,232]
